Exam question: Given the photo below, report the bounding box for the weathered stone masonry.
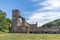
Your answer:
[11,10,30,33]
[10,9,60,34]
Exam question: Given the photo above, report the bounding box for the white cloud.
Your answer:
[34,0,60,10]
[27,12,60,26]
[27,0,60,26]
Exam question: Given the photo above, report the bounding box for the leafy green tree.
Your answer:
[0,10,11,32]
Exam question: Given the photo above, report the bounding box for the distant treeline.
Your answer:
[42,19,60,28]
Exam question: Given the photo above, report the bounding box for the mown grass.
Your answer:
[0,33,60,40]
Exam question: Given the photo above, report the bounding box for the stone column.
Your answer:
[22,18,26,32]
[22,18,25,27]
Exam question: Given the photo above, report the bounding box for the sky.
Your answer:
[0,0,60,26]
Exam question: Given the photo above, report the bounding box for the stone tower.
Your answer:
[10,9,30,33]
[11,10,20,32]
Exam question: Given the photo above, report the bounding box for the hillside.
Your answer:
[41,19,60,28]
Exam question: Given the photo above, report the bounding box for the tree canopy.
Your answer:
[0,10,11,32]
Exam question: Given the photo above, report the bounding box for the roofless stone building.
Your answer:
[10,9,37,33]
[10,9,60,34]
[11,10,31,33]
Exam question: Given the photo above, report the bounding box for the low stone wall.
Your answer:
[29,27,60,34]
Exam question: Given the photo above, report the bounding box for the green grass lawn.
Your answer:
[0,33,60,40]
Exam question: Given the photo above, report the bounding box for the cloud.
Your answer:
[27,0,60,26]
[34,0,60,10]
[27,12,60,26]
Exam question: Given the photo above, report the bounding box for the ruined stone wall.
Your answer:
[11,9,30,33]
[11,10,20,32]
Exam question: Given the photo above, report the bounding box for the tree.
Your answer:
[0,10,11,32]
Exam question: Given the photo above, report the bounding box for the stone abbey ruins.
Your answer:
[10,9,60,33]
